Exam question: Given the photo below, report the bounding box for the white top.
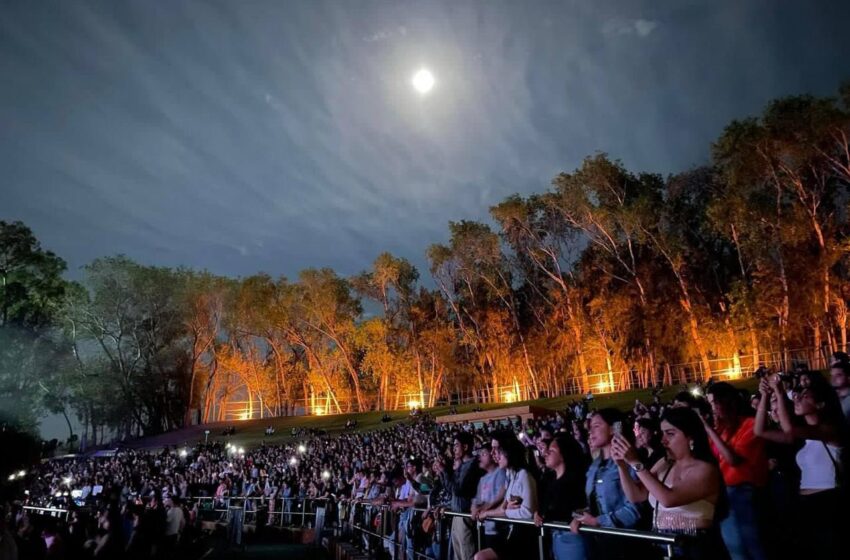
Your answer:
[797,439,841,491]
[165,506,185,536]
[648,465,715,530]
[503,468,537,520]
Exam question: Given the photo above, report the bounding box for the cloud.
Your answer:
[363,25,407,43]
[602,18,658,38]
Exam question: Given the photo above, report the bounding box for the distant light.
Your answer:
[298,444,306,454]
[690,387,703,397]
[407,399,421,410]
[63,476,72,486]
[17,470,26,478]
[313,406,326,416]
[24,490,29,495]
[412,69,435,94]
[54,492,62,498]
[322,470,330,480]
[238,447,245,455]
[289,457,297,466]
[503,391,516,403]
[179,449,188,458]
[7,474,15,481]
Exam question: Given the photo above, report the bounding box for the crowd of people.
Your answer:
[3,357,849,560]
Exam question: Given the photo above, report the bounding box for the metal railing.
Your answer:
[22,505,71,521]
[182,495,329,530]
[344,502,683,560]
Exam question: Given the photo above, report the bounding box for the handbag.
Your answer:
[421,510,435,534]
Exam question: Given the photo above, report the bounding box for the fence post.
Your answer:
[476,520,483,552]
[537,525,545,560]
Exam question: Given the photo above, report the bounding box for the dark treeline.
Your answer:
[2,85,850,442]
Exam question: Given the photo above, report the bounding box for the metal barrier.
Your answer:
[345,502,683,560]
[22,505,71,521]
[183,496,328,529]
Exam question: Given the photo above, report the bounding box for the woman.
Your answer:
[703,382,768,560]
[570,409,644,560]
[474,437,538,560]
[612,407,728,559]
[635,418,666,468]
[534,434,588,560]
[754,372,845,560]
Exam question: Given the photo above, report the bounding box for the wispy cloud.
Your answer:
[602,18,659,38]
[1,0,848,281]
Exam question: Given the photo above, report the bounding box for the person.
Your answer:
[471,443,507,553]
[612,407,728,559]
[755,372,846,560]
[570,409,644,560]
[162,495,185,558]
[434,432,483,560]
[634,417,666,468]
[474,437,538,560]
[534,434,588,560]
[390,460,421,560]
[0,516,18,560]
[704,382,768,560]
[829,360,850,425]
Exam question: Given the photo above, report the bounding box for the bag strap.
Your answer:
[821,441,842,485]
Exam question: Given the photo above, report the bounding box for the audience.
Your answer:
[6,362,850,560]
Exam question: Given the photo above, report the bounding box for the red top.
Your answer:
[710,416,768,487]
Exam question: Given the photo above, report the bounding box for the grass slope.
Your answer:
[126,379,758,451]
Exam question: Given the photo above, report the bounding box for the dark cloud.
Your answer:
[1,0,849,280]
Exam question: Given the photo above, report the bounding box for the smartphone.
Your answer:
[613,421,623,436]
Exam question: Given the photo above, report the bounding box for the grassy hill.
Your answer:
[122,378,758,451]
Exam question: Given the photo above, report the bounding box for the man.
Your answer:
[704,382,768,560]
[391,459,422,560]
[470,443,506,551]
[829,360,850,424]
[433,432,483,560]
[163,495,185,559]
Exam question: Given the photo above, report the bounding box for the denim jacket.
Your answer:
[584,457,643,528]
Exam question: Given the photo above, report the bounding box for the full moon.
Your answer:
[412,69,435,94]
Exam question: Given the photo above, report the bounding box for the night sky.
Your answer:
[2,0,850,281]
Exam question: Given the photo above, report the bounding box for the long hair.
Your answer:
[499,436,528,472]
[798,371,845,429]
[551,433,589,475]
[593,408,635,444]
[660,407,728,521]
[659,407,716,466]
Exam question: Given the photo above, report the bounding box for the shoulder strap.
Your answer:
[653,459,674,529]
[821,442,842,485]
